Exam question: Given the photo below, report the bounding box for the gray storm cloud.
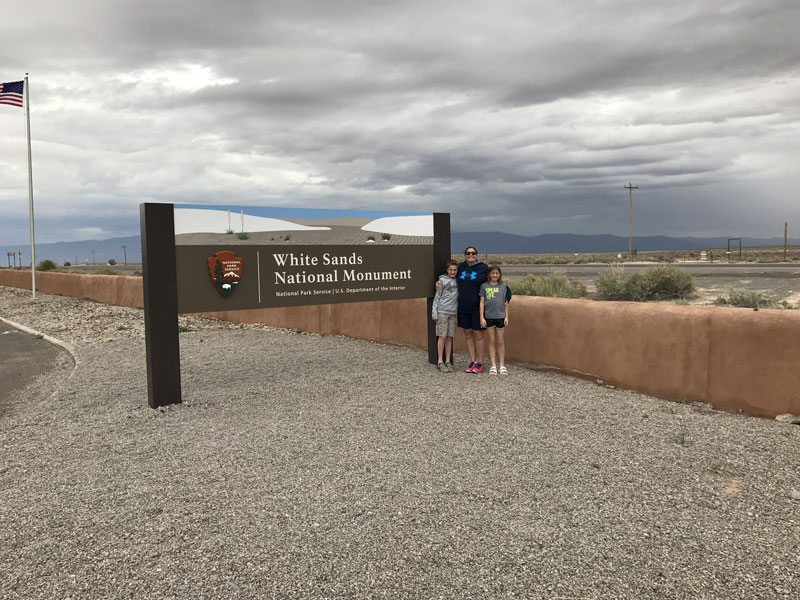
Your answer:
[0,0,798,243]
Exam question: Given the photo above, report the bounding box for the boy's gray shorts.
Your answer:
[436,313,457,337]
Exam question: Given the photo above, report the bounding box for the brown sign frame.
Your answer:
[140,203,450,408]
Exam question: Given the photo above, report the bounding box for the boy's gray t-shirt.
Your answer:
[431,274,459,318]
[479,282,511,319]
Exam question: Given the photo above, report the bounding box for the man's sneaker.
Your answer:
[438,362,448,372]
[473,362,484,374]
[465,362,476,373]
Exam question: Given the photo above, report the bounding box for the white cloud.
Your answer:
[113,64,237,92]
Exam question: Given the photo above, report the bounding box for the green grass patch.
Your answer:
[594,264,695,302]
[714,289,766,308]
[36,259,57,271]
[714,289,795,309]
[508,270,587,298]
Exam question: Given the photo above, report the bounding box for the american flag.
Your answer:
[0,80,24,107]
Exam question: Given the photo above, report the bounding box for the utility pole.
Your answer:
[784,222,788,261]
[91,250,95,265]
[624,182,638,258]
[122,245,128,265]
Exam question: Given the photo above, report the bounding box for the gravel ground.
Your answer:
[1,285,799,599]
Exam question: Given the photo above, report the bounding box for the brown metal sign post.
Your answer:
[428,212,451,364]
[140,203,182,408]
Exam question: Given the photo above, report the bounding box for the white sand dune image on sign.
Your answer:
[173,207,433,246]
[174,209,331,235]
[361,216,433,237]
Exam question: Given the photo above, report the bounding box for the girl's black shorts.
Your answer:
[484,318,505,329]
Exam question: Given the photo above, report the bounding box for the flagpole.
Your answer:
[25,73,36,299]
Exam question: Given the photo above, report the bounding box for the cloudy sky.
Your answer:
[1,0,798,245]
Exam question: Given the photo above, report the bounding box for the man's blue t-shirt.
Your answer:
[456,260,489,313]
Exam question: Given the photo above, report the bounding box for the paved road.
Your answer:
[0,321,64,404]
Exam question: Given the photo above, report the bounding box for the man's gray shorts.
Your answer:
[435,313,457,337]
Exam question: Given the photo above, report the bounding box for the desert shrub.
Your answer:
[36,259,57,271]
[509,271,587,298]
[236,232,250,240]
[595,264,694,302]
[639,265,695,300]
[714,289,767,308]
[594,264,629,300]
[381,233,391,240]
[97,268,116,275]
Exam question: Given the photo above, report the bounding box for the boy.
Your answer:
[431,260,459,372]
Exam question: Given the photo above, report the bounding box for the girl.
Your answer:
[479,265,512,375]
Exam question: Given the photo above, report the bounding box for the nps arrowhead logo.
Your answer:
[207,251,243,297]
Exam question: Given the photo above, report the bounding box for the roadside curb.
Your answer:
[0,316,79,383]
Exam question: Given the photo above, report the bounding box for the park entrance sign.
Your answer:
[140,203,450,408]
[172,204,438,312]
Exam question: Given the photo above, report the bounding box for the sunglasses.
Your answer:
[465,251,477,255]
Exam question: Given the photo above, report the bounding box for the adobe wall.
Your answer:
[0,269,144,308]
[2,268,798,417]
[202,299,428,348]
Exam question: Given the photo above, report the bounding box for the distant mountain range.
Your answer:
[2,232,798,266]
[0,236,142,266]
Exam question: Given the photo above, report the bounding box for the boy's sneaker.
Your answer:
[438,362,448,372]
[443,363,453,373]
[472,362,484,374]
[465,362,476,373]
